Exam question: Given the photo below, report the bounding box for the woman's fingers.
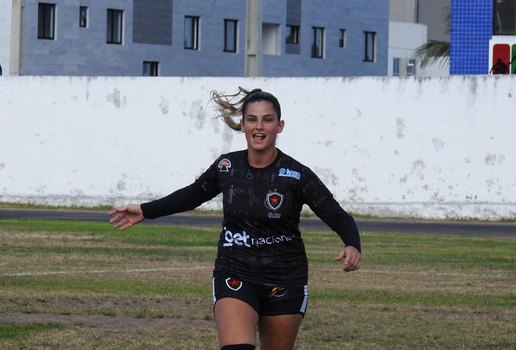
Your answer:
[336,246,361,272]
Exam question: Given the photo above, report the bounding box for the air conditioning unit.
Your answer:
[406,63,415,75]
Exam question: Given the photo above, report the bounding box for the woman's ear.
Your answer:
[277,120,285,133]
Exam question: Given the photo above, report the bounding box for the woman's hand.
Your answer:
[335,246,361,272]
[108,204,144,230]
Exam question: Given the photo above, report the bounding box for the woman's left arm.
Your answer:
[301,168,362,271]
[335,245,361,272]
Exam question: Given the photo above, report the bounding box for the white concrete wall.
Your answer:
[0,76,515,220]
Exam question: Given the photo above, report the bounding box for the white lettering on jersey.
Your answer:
[278,168,301,180]
[223,227,294,248]
[223,228,251,247]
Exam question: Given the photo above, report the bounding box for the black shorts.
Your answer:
[212,273,308,316]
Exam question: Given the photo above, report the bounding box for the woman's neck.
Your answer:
[247,148,278,168]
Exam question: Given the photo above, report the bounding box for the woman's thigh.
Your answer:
[214,297,259,347]
[258,314,303,350]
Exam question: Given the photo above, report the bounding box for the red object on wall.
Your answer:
[491,44,510,74]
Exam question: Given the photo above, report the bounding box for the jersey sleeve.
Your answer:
[140,160,221,219]
[301,167,361,252]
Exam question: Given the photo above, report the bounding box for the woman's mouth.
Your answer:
[253,133,266,141]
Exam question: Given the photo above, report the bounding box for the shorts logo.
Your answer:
[225,277,242,291]
[269,287,287,298]
[265,191,284,211]
[218,158,231,172]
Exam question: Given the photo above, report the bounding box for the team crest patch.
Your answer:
[225,277,242,291]
[218,158,231,172]
[264,191,284,211]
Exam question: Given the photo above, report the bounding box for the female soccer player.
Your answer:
[109,87,361,350]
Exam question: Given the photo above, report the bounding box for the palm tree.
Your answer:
[415,6,450,68]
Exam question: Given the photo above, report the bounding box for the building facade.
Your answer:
[2,0,389,77]
[450,0,516,75]
[388,0,450,77]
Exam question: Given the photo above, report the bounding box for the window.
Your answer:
[493,0,516,35]
[286,25,299,44]
[393,58,400,76]
[339,29,347,48]
[364,31,376,62]
[107,9,123,44]
[263,23,281,55]
[38,3,56,40]
[143,61,159,76]
[184,16,200,50]
[311,27,325,58]
[79,6,88,28]
[407,58,416,75]
[224,19,238,52]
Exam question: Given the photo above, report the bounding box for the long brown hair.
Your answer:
[211,87,282,131]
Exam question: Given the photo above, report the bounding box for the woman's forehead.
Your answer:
[244,100,277,116]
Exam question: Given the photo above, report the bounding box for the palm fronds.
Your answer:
[415,40,450,68]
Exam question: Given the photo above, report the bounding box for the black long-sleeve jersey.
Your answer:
[141,149,360,287]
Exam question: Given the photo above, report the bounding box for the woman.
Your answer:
[109,87,362,350]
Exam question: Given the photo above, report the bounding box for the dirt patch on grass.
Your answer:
[1,312,215,330]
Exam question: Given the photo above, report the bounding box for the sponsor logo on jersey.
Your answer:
[222,227,294,248]
[265,191,284,211]
[218,158,231,172]
[278,167,301,180]
[223,228,252,247]
[269,287,287,298]
[225,277,242,291]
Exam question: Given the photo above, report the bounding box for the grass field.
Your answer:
[0,219,515,349]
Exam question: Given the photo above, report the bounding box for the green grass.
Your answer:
[0,323,64,340]
[0,219,515,349]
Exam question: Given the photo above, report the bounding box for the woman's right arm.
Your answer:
[109,161,221,230]
[139,180,218,219]
[108,204,144,231]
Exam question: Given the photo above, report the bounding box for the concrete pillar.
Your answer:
[0,0,13,75]
[10,0,23,75]
[245,0,261,77]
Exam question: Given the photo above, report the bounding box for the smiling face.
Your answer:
[241,100,284,156]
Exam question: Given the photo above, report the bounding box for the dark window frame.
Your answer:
[339,28,347,48]
[79,6,88,28]
[107,8,124,44]
[184,16,200,50]
[286,24,300,44]
[393,57,400,76]
[311,26,325,59]
[143,61,159,76]
[224,19,238,53]
[493,0,516,35]
[38,3,56,40]
[364,31,376,62]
